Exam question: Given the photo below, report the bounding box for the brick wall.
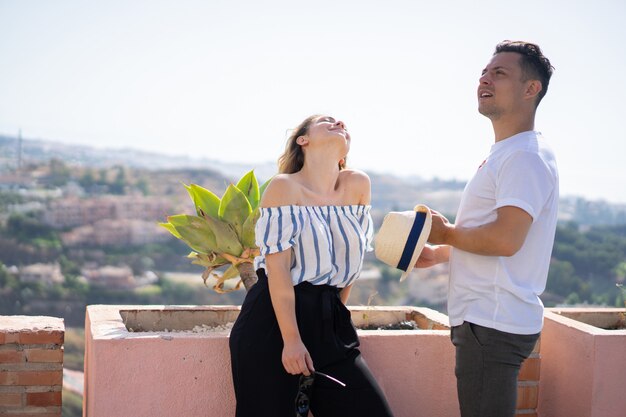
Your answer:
[516,337,541,416]
[0,316,64,417]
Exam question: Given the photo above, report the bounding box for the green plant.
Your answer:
[617,284,626,328]
[159,170,270,292]
[617,284,626,304]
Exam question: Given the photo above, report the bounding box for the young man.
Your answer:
[417,41,558,417]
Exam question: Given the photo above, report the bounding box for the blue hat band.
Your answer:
[396,211,427,272]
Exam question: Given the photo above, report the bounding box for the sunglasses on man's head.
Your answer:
[295,371,346,417]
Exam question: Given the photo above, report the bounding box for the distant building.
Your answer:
[43,195,172,229]
[19,263,64,285]
[62,181,85,198]
[43,197,114,228]
[135,270,159,287]
[0,172,36,190]
[7,201,45,215]
[81,265,136,289]
[61,219,171,247]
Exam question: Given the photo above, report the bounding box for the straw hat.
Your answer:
[374,204,432,282]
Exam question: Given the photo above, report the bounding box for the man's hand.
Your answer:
[415,244,450,268]
[428,209,453,245]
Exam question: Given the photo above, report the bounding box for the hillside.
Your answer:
[1,136,625,327]
[2,133,626,225]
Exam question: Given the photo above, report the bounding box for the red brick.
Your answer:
[19,371,62,386]
[519,356,541,381]
[0,413,61,417]
[24,348,63,363]
[516,384,539,409]
[0,371,17,384]
[0,392,22,406]
[0,371,62,386]
[0,350,24,363]
[26,391,62,407]
[0,333,5,344]
[18,331,63,345]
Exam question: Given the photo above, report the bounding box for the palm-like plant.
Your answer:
[160,170,270,292]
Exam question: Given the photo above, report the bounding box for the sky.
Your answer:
[1,0,626,203]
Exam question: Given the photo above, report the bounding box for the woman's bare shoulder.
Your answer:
[259,174,301,208]
[340,169,371,204]
[341,168,370,182]
[340,169,371,190]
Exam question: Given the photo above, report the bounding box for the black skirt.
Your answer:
[229,269,394,417]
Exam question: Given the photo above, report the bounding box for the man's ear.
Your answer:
[525,80,542,100]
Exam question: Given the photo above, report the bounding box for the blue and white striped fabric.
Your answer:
[254,205,374,288]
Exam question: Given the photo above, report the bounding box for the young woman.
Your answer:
[229,115,394,417]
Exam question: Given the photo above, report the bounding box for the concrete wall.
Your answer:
[84,305,460,417]
[84,305,542,417]
[539,308,626,417]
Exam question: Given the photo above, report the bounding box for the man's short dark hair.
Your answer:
[495,40,555,106]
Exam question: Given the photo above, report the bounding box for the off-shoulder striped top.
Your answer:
[253,205,374,288]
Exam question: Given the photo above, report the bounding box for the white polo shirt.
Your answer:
[448,131,559,335]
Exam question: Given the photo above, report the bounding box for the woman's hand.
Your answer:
[282,339,315,376]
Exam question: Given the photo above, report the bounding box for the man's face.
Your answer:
[477,52,528,120]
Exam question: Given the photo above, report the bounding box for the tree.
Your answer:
[5,213,58,244]
[546,259,583,299]
[48,158,71,187]
[613,262,626,283]
[79,169,95,189]
[110,166,126,194]
[564,292,581,305]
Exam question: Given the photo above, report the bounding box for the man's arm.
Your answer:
[428,206,532,257]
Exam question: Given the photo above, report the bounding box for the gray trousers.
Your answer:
[451,321,539,417]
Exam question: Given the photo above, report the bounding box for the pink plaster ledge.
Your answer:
[84,304,458,417]
[538,308,626,417]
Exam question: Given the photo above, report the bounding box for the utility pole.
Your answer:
[17,129,23,171]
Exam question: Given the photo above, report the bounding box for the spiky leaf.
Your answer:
[185,184,221,219]
[242,207,260,249]
[188,252,228,268]
[236,170,260,210]
[204,215,244,256]
[222,264,240,280]
[159,222,182,239]
[219,184,252,237]
[213,264,243,293]
[167,215,218,254]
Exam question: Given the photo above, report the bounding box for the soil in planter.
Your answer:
[357,320,420,330]
[603,321,626,330]
[601,312,626,330]
[604,324,626,330]
[126,323,235,333]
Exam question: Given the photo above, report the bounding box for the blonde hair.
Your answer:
[278,115,347,174]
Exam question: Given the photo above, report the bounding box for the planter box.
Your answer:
[84,305,541,417]
[539,308,626,417]
[84,305,457,417]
